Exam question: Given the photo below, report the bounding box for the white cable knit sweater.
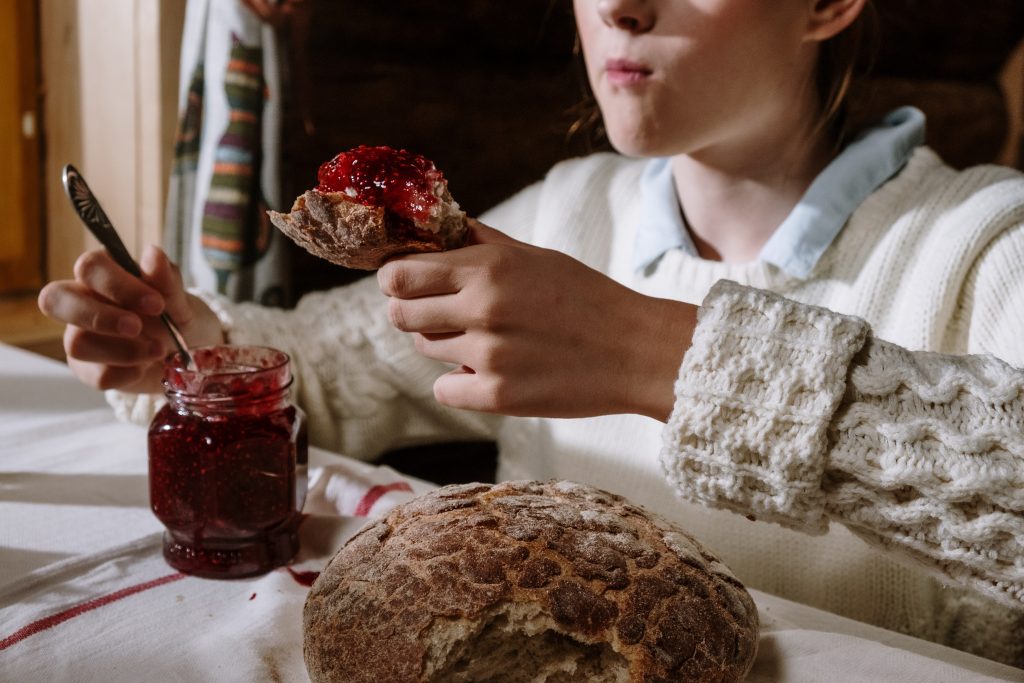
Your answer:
[110,147,1024,665]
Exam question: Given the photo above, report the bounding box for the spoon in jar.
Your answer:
[62,164,196,370]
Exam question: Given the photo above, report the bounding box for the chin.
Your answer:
[600,109,676,158]
[605,127,664,159]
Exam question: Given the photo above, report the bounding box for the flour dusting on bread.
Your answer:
[303,480,759,683]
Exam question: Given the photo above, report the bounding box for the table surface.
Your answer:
[1,342,1021,682]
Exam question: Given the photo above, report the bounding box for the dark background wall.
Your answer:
[284,1,595,301]
[848,0,1024,170]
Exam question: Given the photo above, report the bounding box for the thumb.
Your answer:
[139,245,192,323]
[466,217,522,247]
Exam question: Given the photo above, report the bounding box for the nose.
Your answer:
[596,0,654,33]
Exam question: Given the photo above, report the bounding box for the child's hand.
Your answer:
[37,246,224,395]
[377,219,697,420]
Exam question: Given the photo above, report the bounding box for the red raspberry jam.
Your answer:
[148,345,308,579]
[316,145,443,226]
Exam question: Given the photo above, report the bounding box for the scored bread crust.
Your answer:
[268,187,468,271]
[303,481,759,683]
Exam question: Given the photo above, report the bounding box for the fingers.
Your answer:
[409,331,466,365]
[39,281,144,337]
[377,256,462,299]
[138,245,193,325]
[411,331,515,378]
[387,295,467,334]
[72,249,165,316]
[64,325,165,367]
[66,356,148,391]
[377,220,522,298]
[433,366,482,410]
[38,245,196,394]
[41,246,190,330]
[433,367,521,415]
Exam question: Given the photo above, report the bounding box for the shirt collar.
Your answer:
[633,106,926,277]
[634,157,697,274]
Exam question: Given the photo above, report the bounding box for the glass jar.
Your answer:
[148,345,307,578]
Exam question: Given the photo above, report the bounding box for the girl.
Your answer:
[38,0,1024,666]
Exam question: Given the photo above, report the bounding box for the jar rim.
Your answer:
[163,345,292,399]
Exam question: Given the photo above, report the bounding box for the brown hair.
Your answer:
[814,0,879,147]
[566,33,607,152]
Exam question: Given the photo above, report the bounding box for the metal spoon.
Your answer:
[61,164,195,370]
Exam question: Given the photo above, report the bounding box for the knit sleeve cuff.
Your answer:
[660,280,870,533]
[828,336,1024,608]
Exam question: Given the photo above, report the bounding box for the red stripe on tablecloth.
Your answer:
[354,482,413,517]
[0,572,185,651]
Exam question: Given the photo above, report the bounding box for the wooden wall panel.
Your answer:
[0,0,43,294]
[40,0,184,282]
[40,0,84,283]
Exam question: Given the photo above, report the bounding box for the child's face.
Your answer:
[574,0,816,158]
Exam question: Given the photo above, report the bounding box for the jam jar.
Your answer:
[148,345,307,578]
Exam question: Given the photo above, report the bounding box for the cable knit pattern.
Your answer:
[828,337,1024,609]
[663,281,1024,612]
[662,280,870,532]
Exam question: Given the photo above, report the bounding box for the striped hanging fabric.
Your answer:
[163,0,291,306]
[164,63,203,266]
[201,35,271,292]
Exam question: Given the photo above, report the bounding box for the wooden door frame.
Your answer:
[0,0,43,294]
[39,0,186,281]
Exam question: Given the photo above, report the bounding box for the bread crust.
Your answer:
[303,481,759,683]
[268,188,468,270]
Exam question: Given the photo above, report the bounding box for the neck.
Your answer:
[670,100,834,263]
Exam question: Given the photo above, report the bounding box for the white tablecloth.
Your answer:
[1,342,1021,682]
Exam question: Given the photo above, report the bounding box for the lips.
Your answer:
[604,58,653,86]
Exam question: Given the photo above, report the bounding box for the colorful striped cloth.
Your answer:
[164,63,203,267]
[201,34,272,290]
[163,0,290,304]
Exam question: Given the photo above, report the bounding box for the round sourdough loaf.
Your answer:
[303,481,759,682]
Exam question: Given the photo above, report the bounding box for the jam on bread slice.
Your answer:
[269,145,467,270]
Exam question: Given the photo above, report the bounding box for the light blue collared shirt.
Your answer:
[634,106,926,278]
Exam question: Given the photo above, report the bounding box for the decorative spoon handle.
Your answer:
[62,164,195,369]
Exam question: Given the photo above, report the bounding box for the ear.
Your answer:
[804,0,867,42]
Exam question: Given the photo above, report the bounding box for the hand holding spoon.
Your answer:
[62,164,195,370]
